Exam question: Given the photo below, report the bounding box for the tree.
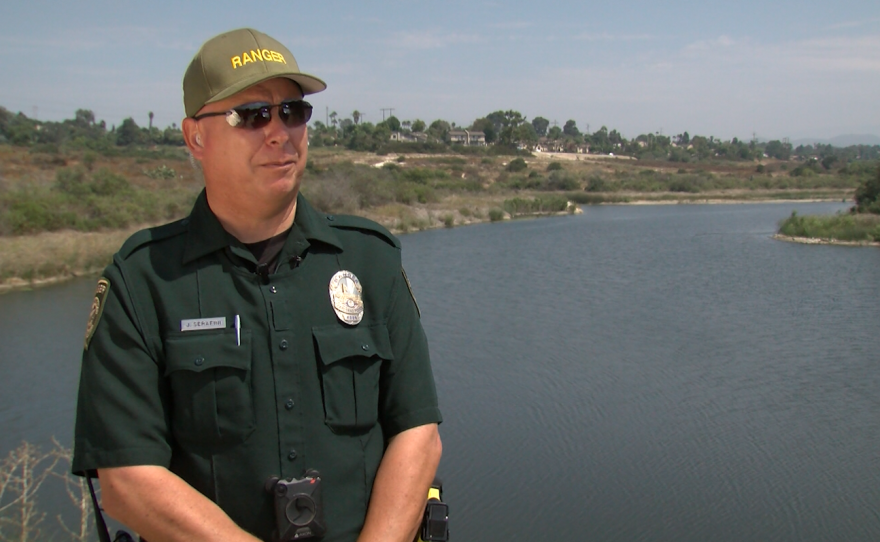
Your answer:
[411,119,426,133]
[764,140,791,160]
[148,111,154,131]
[514,123,538,146]
[821,155,838,170]
[531,116,550,137]
[675,131,690,146]
[116,117,141,146]
[854,165,880,213]
[548,126,562,140]
[490,110,525,146]
[427,119,451,142]
[470,118,496,143]
[74,109,95,128]
[384,115,401,132]
[562,120,580,138]
[352,110,361,125]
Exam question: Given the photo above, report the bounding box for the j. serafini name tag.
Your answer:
[180,317,227,332]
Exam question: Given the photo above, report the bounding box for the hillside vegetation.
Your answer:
[2,104,878,287]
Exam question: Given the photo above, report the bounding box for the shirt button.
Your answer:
[194,356,205,366]
[269,285,277,294]
[285,399,295,410]
[361,344,370,351]
[287,450,297,461]
[280,340,289,351]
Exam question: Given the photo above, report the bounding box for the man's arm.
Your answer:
[358,423,442,542]
[98,465,261,542]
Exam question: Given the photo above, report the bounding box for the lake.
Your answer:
[2,201,879,541]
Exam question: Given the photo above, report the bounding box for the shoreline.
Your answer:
[0,196,851,294]
[772,234,880,247]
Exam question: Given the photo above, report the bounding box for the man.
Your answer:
[72,28,442,542]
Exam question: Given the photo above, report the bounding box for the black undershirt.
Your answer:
[243,228,290,274]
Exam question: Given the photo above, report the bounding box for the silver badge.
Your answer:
[329,270,364,325]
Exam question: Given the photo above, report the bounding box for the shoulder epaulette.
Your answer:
[117,218,189,259]
[325,214,400,249]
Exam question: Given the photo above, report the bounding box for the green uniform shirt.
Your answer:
[73,190,442,542]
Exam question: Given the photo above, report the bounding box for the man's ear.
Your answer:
[181,118,205,158]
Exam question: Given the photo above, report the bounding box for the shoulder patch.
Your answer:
[84,277,110,351]
[326,214,400,249]
[401,267,421,318]
[118,218,189,259]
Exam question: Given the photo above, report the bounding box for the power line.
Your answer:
[380,108,395,121]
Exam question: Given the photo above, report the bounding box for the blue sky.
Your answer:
[1,0,879,142]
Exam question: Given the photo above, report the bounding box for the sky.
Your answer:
[1,0,879,142]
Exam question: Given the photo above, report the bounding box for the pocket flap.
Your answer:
[165,331,251,376]
[312,323,393,366]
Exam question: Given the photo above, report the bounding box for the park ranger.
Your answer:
[72,28,442,542]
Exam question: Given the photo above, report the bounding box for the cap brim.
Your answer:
[204,72,327,108]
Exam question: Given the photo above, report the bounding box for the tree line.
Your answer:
[3,105,880,168]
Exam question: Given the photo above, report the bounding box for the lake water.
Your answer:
[2,202,879,541]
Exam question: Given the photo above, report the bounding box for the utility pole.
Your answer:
[380,108,395,121]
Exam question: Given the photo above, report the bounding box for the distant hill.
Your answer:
[790,134,880,147]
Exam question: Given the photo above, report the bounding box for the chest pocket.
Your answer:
[164,330,255,450]
[312,323,393,432]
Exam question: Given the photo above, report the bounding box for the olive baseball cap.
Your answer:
[183,28,326,117]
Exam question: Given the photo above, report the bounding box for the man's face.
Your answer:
[188,78,308,216]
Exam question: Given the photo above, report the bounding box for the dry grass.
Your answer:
[0,227,146,291]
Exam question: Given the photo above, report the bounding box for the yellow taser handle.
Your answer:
[427,487,441,501]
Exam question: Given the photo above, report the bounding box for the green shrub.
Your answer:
[144,164,176,180]
[488,208,505,221]
[91,168,131,196]
[506,158,527,172]
[547,162,563,172]
[54,167,90,196]
[778,210,880,241]
[854,165,880,214]
[83,151,97,171]
[545,171,580,191]
[586,176,607,192]
[442,214,455,228]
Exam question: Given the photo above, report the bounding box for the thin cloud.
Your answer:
[574,32,655,42]
[488,21,532,30]
[828,16,880,30]
[1,25,193,52]
[384,31,484,50]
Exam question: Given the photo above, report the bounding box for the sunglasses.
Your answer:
[192,99,312,129]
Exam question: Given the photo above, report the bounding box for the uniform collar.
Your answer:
[182,189,342,265]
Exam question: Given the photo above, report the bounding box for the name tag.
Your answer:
[180,317,227,332]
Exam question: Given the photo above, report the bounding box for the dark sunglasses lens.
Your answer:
[237,105,272,129]
[279,101,312,127]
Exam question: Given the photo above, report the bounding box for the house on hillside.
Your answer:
[390,131,429,143]
[447,130,487,146]
[535,138,565,153]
